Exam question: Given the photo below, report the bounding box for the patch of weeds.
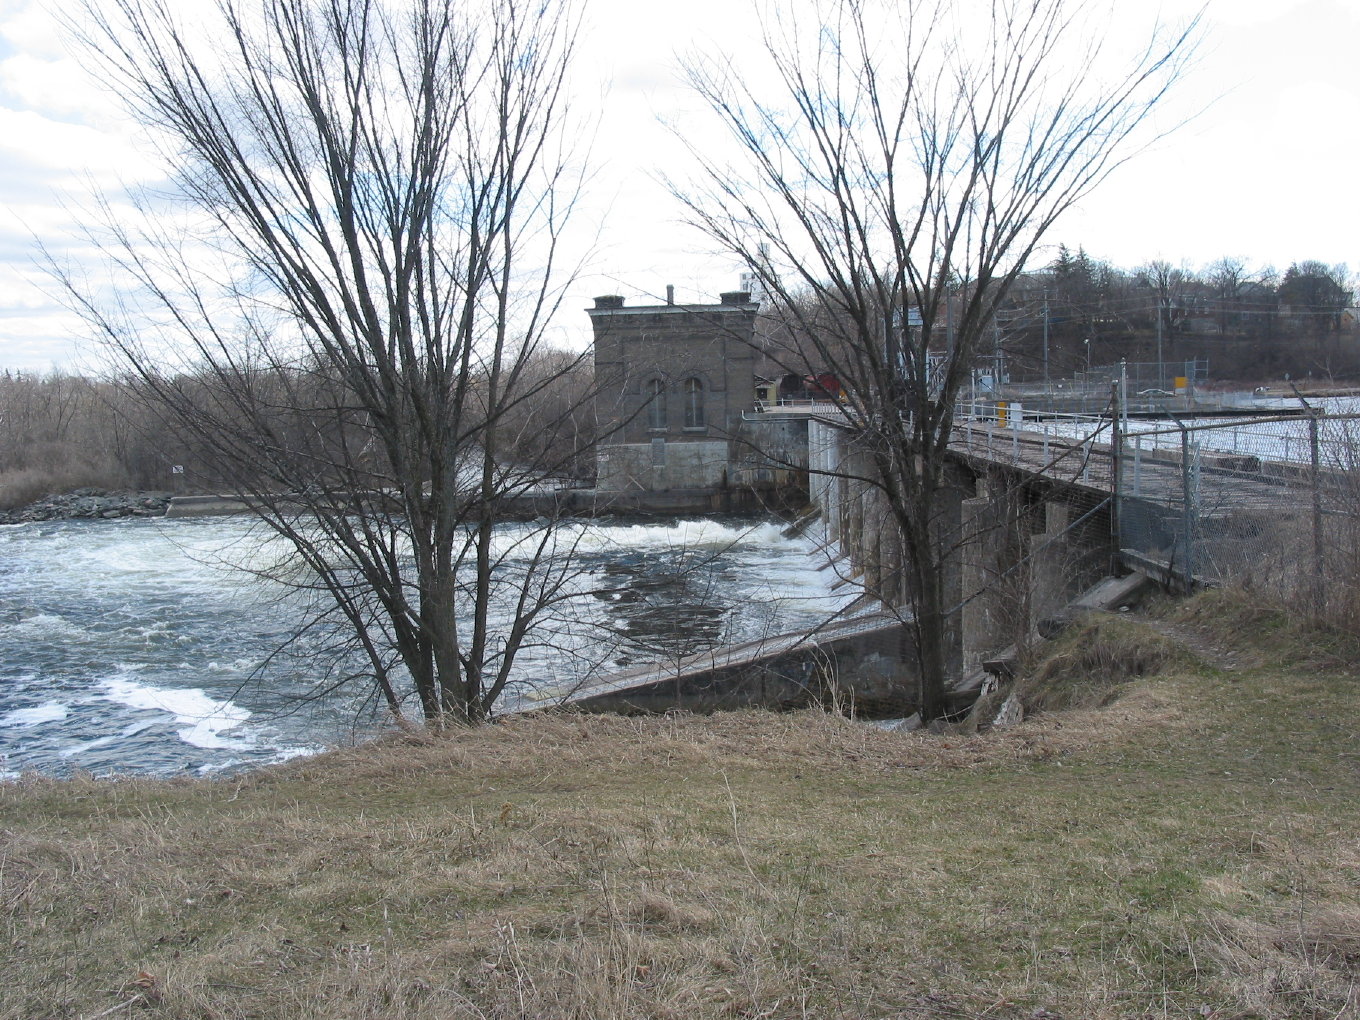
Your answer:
[1174,587,1360,670]
[1017,614,1192,714]
[1208,905,1360,1018]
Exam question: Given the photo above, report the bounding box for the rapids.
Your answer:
[0,515,849,778]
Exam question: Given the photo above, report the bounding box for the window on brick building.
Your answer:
[683,377,705,429]
[646,378,666,429]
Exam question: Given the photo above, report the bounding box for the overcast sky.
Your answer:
[0,0,1355,371]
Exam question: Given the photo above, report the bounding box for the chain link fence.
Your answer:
[1115,412,1360,627]
[957,404,1360,629]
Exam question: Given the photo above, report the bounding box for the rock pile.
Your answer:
[0,489,174,525]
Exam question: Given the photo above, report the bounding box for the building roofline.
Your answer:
[588,291,758,315]
[585,303,759,317]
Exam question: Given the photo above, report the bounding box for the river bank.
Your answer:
[0,487,173,524]
[4,593,1356,1019]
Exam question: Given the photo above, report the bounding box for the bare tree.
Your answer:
[1137,259,1195,343]
[673,0,1198,721]
[59,0,594,724]
[1280,261,1354,336]
[1205,256,1250,335]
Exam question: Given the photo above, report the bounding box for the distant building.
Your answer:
[588,289,762,497]
[739,270,769,307]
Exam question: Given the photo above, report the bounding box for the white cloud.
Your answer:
[0,0,68,61]
[0,52,122,121]
[0,108,162,184]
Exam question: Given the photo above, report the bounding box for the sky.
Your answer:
[0,0,1355,372]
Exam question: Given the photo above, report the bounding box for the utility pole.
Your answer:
[1043,288,1050,393]
[1156,299,1164,391]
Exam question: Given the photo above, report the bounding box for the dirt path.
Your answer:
[1134,611,1261,673]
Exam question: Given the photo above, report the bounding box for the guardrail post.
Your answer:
[1110,380,1122,574]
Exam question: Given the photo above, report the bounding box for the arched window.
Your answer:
[646,378,666,429]
[683,377,705,429]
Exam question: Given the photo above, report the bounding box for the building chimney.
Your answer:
[593,295,624,309]
[666,284,674,305]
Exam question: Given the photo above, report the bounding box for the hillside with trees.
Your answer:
[997,248,1356,383]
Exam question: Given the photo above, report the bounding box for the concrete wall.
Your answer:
[596,438,730,492]
[566,618,921,718]
[731,415,809,490]
[807,419,1115,667]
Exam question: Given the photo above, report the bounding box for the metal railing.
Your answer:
[956,405,1360,599]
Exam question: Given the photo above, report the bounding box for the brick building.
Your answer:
[588,289,761,496]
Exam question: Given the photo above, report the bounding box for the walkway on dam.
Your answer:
[765,401,1337,513]
[950,412,1353,597]
[950,415,1338,514]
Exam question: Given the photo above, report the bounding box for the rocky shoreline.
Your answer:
[0,488,174,525]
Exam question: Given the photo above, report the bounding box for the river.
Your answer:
[0,515,848,778]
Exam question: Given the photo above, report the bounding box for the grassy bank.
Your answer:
[4,594,1360,1019]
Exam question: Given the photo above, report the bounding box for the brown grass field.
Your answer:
[3,592,1360,1019]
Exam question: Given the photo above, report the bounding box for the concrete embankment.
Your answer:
[534,568,1165,722]
[524,608,922,719]
[163,494,253,518]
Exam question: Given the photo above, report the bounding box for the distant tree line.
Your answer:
[0,353,595,513]
[996,248,1356,381]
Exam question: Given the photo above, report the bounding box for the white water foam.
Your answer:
[1,613,89,642]
[0,702,69,728]
[196,744,322,775]
[99,676,254,750]
[577,519,794,552]
[58,734,120,758]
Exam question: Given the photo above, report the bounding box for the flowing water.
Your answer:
[0,515,848,778]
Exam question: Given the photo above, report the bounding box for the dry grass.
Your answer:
[4,593,1360,1018]
[1017,613,1196,713]
[1167,586,1360,670]
[0,459,132,511]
